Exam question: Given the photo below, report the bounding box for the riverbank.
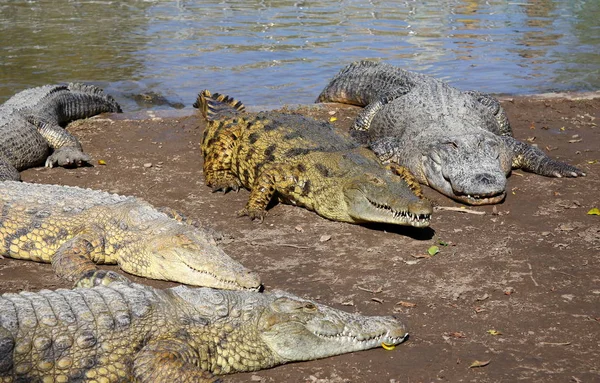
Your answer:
[3,94,599,382]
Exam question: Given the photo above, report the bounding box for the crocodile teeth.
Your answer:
[367,198,431,224]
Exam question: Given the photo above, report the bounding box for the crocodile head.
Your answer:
[171,287,408,369]
[259,291,408,362]
[339,150,432,227]
[120,227,262,290]
[419,133,511,205]
[374,133,510,205]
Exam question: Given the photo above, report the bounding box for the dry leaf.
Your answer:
[294,226,304,232]
[529,123,535,130]
[469,360,491,368]
[475,293,490,301]
[371,297,384,304]
[568,139,582,143]
[447,331,466,338]
[474,306,487,313]
[319,235,331,242]
[526,136,536,143]
[396,301,417,308]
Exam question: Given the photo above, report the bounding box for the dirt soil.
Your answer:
[2,95,599,382]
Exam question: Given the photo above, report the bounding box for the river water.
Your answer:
[1,0,598,111]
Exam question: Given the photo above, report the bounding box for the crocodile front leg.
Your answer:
[133,338,220,383]
[238,163,306,222]
[27,117,91,168]
[502,136,585,177]
[51,232,130,287]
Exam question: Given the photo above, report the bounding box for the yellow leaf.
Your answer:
[381,342,396,351]
[469,360,491,368]
[588,160,597,164]
[487,329,502,336]
[587,208,600,215]
[97,159,107,165]
[329,117,338,122]
[560,127,566,131]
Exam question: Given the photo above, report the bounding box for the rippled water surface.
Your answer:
[1,0,598,111]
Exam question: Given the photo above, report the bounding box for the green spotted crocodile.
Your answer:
[0,83,122,181]
[317,61,585,205]
[0,281,408,382]
[0,181,261,290]
[194,90,432,227]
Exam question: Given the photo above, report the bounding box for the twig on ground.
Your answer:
[538,342,571,346]
[435,206,486,215]
[528,263,539,287]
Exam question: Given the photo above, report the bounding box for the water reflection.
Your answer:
[0,0,597,111]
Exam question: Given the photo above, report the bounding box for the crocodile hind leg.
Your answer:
[502,136,585,177]
[202,125,243,192]
[27,117,91,168]
[51,232,130,287]
[133,338,221,383]
[0,156,20,181]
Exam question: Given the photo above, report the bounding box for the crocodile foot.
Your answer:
[209,177,242,193]
[75,270,131,288]
[45,147,91,168]
[237,207,266,223]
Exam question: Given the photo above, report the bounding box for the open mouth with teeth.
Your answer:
[313,329,409,350]
[366,198,431,227]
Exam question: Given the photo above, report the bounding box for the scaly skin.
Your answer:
[317,61,585,205]
[0,83,122,181]
[0,282,407,382]
[0,181,261,290]
[194,90,432,227]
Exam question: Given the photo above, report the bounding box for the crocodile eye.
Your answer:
[303,303,317,312]
[366,175,385,185]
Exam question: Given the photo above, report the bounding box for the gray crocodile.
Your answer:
[317,61,585,205]
[0,281,407,382]
[0,181,261,290]
[0,83,122,181]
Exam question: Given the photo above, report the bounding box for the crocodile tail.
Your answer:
[194,90,245,121]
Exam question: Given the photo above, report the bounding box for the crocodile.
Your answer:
[194,90,432,227]
[0,83,122,181]
[0,181,261,290]
[0,281,407,382]
[317,61,586,205]
[126,91,185,109]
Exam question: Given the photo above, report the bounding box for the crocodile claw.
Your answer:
[75,270,131,288]
[45,147,91,168]
[237,208,266,223]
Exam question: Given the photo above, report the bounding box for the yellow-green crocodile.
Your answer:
[194,90,432,227]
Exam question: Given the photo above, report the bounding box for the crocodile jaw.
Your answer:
[260,294,408,362]
[344,189,432,227]
[422,138,509,205]
[119,233,262,290]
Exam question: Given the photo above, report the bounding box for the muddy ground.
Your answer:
[2,94,599,382]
